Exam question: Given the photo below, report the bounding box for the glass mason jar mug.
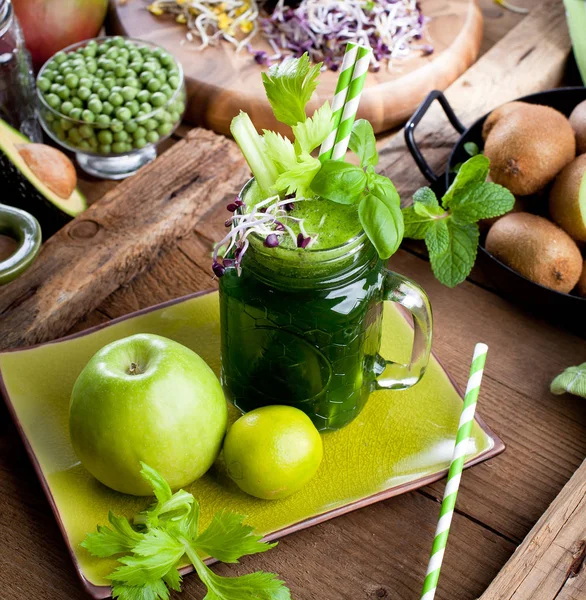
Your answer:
[219,182,433,432]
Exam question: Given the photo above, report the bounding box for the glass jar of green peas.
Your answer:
[36,36,186,180]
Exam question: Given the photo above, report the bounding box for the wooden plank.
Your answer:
[0,128,249,350]
[479,458,586,600]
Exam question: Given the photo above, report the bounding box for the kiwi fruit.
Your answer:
[485,212,582,294]
[575,260,586,297]
[549,154,586,241]
[569,100,586,155]
[483,102,575,196]
[482,101,528,141]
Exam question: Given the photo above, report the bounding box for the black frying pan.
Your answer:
[405,87,586,334]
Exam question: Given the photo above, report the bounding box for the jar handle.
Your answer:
[375,269,433,390]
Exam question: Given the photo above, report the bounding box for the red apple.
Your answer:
[12,0,108,70]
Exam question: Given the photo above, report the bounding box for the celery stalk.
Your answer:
[230,112,279,193]
[564,0,586,85]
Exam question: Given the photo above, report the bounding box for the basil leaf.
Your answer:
[428,219,479,288]
[311,161,367,204]
[369,172,400,208]
[349,119,378,168]
[449,182,515,224]
[442,155,490,208]
[359,192,404,259]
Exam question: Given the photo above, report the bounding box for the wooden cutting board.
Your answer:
[108,0,483,136]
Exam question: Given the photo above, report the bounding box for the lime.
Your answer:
[223,406,323,500]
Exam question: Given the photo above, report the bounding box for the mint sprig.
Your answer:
[82,464,290,600]
[311,119,403,259]
[403,155,515,287]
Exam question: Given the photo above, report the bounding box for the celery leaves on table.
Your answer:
[82,463,290,600]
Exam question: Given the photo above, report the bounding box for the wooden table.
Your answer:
[2,1,586,599]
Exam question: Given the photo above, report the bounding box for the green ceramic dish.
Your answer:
[0,204,42,285]
[0,291,504,598]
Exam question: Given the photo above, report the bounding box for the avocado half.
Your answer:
[0,119,86,238]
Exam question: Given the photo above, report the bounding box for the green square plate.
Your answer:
[0,291,504,598]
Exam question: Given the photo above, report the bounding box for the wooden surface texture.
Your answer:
[109,0,484,136]
[2,1,585,600]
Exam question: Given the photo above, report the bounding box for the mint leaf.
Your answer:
[292,102,333,153]
[358,192,404,259]
[274,152,321,197]
[261,53,321,126]
[263,131,297,173]
[464,141,480,156]
[442,155,490,208]
[428,219,479,288]
[449,182,515,224]
[311,161,367,204]
[413,187,440,209]
[349,119,378,168]
[402,206,434,240]
[195,512,276,564]
[425,220,449,255]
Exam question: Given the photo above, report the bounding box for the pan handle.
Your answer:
[404,90,467,185]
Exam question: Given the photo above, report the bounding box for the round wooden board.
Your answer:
[108,0,483,136]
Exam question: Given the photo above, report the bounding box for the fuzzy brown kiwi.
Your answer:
[569,100,586,155]
[549,154,586,241]
[483,104,576,196]
[481,101,528,141]
[485,213,582,294]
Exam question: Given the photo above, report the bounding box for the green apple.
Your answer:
[69,333,227,496]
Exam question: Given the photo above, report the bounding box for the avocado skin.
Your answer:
[0,148,72,239]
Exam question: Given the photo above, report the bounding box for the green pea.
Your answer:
[139,46,151,55]
[121,86,136,101]
[126,100,139,116]
[132,125,146,139]
[83,45,97,58]
[142,61,158,73]
[150,92,166,107]
[167,75,180,90]
[110,85,122,94]
[95,68,105,78]
[88,98,103,113]
[158,122,173,136]
[64,73,79,89]
[114,64,127,78]
[54,51,67,64]
[96,114,111,127]
[136,111,146,119]
[77,140,91,151]
[88,136,99,149]
[79,124,94,139]
[134,90,148,104]
[119,47,130,59]
[109,92,124,107]
[70,57,85,68]
[160,84,173,98]
[60,117,73,131]
[155,109,171,123]
[106,47,119,60]
[44,112,55,123]
[97,87,109,101]
[123,120,138,134]
[111,36,125,47]
[91,81,102,93]
[73,67,87,79]
[69,107,83,120]
[124,77,140,89]
[79,76,92,88]
[167,67,179,78]
[129,61,143,72]
[57,86,70,100]
[134,137,148,149]
[146,78,161,93]
[60,101,74,115]
[46,93,61,109]
[53,124,66,140]
[159,52,174,67]
[54,74,65,84]
[61,66,73,76]
[110,119,124,132]
[144,118,158,131]
[42,70,55,82]
[97,130,113,144]
[146,131,159,144]
[113,130,129,142]
[82,109,95,123]
[102,101,114,116]
[71,97,83,109]
[86,60,98,74]
[99,144,112,155]
[139,71,151,85]
[116,77,126,86]
[155,69,167,83]
[77,86,91,101]
[49,83,60,93]
[68,128,82,144]
[139,102,152,114]
[37,77,51,91]
[116,107,132,122]
[103,76,116,89]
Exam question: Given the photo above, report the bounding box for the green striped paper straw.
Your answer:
[330,44,372,161]
[421,342,489,600]
[319,42,358,161]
